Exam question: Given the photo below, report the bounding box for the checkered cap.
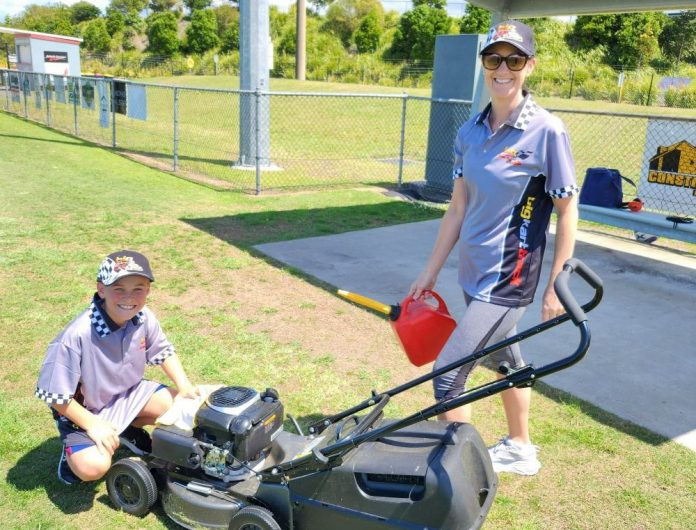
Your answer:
[481,20,536,57]
[97,250,154,286]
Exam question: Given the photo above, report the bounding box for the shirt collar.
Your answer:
[89,293,145,338]
[476,93,539,131]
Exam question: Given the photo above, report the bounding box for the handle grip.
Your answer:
[337,289,393,316]
[554,258,604,325]
[402,289,447,314]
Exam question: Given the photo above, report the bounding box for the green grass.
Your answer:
[2,111,696,530]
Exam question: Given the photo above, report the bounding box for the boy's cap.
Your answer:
[480,20,536,57]
[97,250,155,286]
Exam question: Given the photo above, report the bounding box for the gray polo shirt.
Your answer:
[36,294,174,413]
[453,94,578,307]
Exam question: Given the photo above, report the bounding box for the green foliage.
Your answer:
[413,0,446,8]
[146,11,179,56]
[149,0,178,13]
[70,1,102,24]
[388,4,452,62]
[106,7,126,36]
[323,0,384,47]
[458,4,490,34]
[184,0,213,13]
[568,13,669,68]
[664,85,696,108]
[82,18,112,54]
[11,4,76,36]
[353,11,382,53]
[213,4,239,38]
[659,11,696,65]
[186,9,220,54]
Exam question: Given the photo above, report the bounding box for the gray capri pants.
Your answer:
[433,294,527,401]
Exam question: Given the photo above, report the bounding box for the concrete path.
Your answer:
[256,221,696,451]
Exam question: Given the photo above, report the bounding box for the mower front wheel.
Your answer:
[106,457,157,517]
[229,505,281,530]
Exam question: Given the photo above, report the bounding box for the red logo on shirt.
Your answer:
[498,147,532,166]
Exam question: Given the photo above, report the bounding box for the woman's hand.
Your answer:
[541,285,566,322]
[409,270,438,300]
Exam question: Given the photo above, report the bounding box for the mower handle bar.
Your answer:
[306,258,602,436]
[263,259,602,481]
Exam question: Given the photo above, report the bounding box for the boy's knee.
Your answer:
[69,450,112,481]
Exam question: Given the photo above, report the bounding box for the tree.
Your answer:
[459,4,490,34]
[214,4,240,52]
[82,18,112,53]
[323,0,384,47]
[353,10,381,53]
[71,1,102,24]
[183,0,213,13]
[146,11,179,55]
[388,3,452,62]
[105,7,126,35]
[413,0,446,8]
[186,9,220,53]
[109,0,148,31]
[13,4,75,36]
[659,11,696,65]
[149,0,178,13]
[568,12,668,67]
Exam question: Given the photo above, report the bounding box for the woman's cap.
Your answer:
[480,20,536,57]
[97,250,155,286]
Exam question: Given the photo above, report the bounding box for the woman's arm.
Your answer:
[409,178,468,299]
[541,194,578,321]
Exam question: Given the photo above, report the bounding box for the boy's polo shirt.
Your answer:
[35,295,174,413]
[453,94,578,307]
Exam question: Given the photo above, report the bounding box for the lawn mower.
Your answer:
[105,258,603,530]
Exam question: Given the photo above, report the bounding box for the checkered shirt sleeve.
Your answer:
[148,346,175,366]
[549,184,579,199]
[35,387,74,405]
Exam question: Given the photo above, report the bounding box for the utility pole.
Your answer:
[296,0,306,81]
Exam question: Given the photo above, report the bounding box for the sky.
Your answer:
[0,0,472,23]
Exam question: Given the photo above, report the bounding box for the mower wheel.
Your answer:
[106,457,157,517]
[229,505,281,530]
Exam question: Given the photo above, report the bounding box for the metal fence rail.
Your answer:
[1,69,694,219]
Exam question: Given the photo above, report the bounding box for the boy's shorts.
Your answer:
[56,383,169,455]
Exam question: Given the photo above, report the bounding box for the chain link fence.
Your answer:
[1,69,694,218]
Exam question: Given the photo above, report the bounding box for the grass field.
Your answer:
[7,72,695,196]
[1,110,695,529]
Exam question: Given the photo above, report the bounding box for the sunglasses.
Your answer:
[481,53,531,71]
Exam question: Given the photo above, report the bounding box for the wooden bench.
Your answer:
[578,204,696,244]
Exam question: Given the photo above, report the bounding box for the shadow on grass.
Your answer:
[182,201,441,249]
[6,437,100,514]
[0,132,92,147]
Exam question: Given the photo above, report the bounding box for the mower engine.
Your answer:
[150,386,284,482]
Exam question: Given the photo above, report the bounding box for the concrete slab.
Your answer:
[255,221,696,451]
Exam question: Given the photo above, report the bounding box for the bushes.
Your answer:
[664,86,696,108]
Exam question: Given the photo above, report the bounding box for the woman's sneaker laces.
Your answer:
[488,436,541,476]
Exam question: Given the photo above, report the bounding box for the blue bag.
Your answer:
[579,168,637,208]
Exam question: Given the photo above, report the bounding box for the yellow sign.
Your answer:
[648,140,696,196]
[186,57,194,69]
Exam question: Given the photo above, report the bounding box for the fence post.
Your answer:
[23,74,28,118]
[398,94,408,189]
[568,68,575,99]
[4,71,8,111]
[646,72,655,106]
[111,79,116,148]
[45,74,51,126]
[73,79,79,136]
[173,87,179,171]
[255,88,261,195]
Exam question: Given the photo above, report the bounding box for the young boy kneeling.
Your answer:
[35,250,198,484]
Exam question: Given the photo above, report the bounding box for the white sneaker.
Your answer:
[488,436,541,476]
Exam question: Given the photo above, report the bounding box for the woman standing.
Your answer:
[410,20,579,476]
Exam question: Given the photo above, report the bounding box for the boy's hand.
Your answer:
[86,419,120,456]
[176,384,200,400]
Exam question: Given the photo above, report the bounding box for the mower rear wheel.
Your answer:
[229,505,281,530]
[106,457,157,517]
